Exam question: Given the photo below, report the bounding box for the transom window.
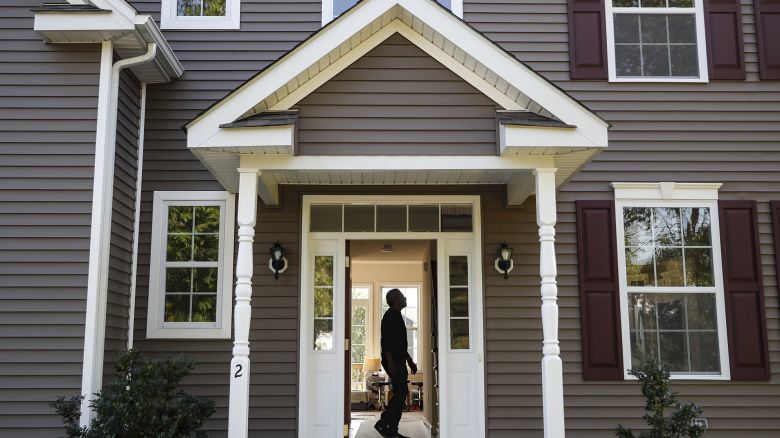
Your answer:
[322,0,462,24]
[147,191,235,339]
[160,0,241,29]
[606,0,708,81]
[616,200,729,378]
[310,203,473,233]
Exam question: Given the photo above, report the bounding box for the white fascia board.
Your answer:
[611,182,723,200]
[394,0,609,144]
[34,12,134,35]
[239,154,554,171]
[190,125,295,150]
[499,125,604,154]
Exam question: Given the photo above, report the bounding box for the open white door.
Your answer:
[300,238,346,437]
[438,238,485,438]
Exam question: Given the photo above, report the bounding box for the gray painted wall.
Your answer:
[120,0,780,436]
[296,34,500,155]
[104,70,143,384]
[0,1,101,435]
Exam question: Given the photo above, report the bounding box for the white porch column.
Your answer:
[534,168,565,438]
[228,168,260,438]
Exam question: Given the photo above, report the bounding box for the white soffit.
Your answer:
[186,0,609,150]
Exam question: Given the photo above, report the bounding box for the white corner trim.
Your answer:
[146,191,236,340]
[80,42,158,427]
[160,0,241,29]
[127,83,147,351]
[611,182,722,201]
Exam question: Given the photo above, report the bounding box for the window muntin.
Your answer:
[606,0,707,81]
[147,192,234,339]
[314,255,335,351]
[448,256,470,350]
[164,205,221,323]
[177,0,226,16]
[161,0,240,29]
[617,202,727,377]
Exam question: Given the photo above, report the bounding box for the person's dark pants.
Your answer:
[379,359,408,434]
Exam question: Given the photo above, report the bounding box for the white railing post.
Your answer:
[228,168,260,438]
[534,168,565,438]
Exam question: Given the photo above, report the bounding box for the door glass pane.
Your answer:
[376,205,407,232]
[314,255,334,350]
[448,256,470,350]
[310,205,342,232]
[441,204,473,232]
[409,205,439,232]
[344,205,375,232]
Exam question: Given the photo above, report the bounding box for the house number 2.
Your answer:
[234,364,243,378]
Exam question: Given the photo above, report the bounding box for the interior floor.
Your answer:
[350,411,431,438]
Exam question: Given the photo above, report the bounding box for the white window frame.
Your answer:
[605,0,709,82]
[321,0,463,25]
[160,0,241,30]
[147,191,235,339]
[612,182,729,380]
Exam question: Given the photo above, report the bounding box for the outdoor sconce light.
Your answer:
[495,242,514,279]
[269,242,288,279]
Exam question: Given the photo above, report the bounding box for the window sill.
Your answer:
[161,17,241,30]
[146,325,232,340]
[608,77,709,83]
[624,373,730,381]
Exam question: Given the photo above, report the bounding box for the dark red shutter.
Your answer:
[772,202,780,297]
[576,201,623,380]
[755,0,780,79]
[704,0,745,79]
[568,0,608,79]
[718,200,770,380]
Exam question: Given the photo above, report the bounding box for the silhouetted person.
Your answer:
[374,288,417,438]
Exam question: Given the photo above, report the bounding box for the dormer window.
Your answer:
[322,0,462,25]
[161,0,241,29]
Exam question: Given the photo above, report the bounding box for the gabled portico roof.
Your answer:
[185,0,610,205]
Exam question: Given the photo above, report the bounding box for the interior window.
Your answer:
[619,205,725,375]
[381,287,420,363]
[607,0,705,80]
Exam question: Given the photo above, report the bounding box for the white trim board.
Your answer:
[146,191,236,339]
[299,195,486,438]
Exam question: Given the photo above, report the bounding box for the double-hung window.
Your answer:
[160,0,241,29]
[147,191,235,339]
[322,0,463,24]
[605,0,708,81]
[614,183,729,379]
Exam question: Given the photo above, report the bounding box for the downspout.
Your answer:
[127,82,147,351]
[80,42,157,427]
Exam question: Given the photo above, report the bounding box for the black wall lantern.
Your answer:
[494,242,514,279]
[269,242,289,279]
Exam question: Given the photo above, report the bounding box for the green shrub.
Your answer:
[51,350,215,438]
[616,359,705,438]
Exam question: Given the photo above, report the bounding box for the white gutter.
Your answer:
[126,82,147,351]
[80,42,157,427]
